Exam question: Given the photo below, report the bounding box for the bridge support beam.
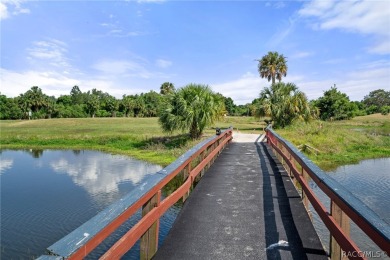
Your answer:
[182,164,191,202]
[330,200,350,260]
[140,191,161,260]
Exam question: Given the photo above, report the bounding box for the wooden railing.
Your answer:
[38,128,233,260]
[266,126,390,260]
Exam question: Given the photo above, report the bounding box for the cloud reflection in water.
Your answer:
[0,158,14,174]
[50,151,162,197]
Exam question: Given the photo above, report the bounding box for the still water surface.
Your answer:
[1,150,389,258]
[311,158,390,258]
[0,149,180,259]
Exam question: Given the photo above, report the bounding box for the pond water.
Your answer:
[0,150,181,259]
[310,158,390,258]
[2,150,389,258]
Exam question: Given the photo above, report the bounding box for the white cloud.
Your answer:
[265,1,286,9]
[268,15,299,46]
[289,51,313,59]
[27,39,71,69]
[369,39,390,55]
[1,69,81,97]
[299,0,390,54]
[109,29,122,34]
[1,60,173,98]
[0,0,30,20]
[93,60,153,78]
[295,60,390,101]
[155,59,172,69]
[29,40,66,58]
[106,30,143,37]
[0,67,138,98]
[322,58,346,65]
[0,2,9,19]
[212,72,269,105]
[2,40,173,98]
[298,0,334,17]
[98,21,145,38]
[274,1,286,9]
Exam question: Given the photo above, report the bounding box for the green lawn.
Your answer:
[1,115,389,170]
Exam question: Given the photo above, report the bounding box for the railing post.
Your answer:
[140,190,161,260]
[330,200,350,260]
[301,167,312,220]
[206,146,211,170]
[182,163,191,202]
[291,156,298,188]
[212,142,216,163]
[200,150,206,177]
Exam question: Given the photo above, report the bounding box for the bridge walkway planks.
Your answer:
[154,134,328,260]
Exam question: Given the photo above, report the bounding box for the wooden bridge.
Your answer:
[38,128,390,260]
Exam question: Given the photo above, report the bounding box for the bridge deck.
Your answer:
[154,134,327,259]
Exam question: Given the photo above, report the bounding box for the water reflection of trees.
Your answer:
[23,149,44,158]
[23,149,82,159]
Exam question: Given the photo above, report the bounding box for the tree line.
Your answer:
[1,83,389,123]
[1,51,389,137]
[0,83,267,120]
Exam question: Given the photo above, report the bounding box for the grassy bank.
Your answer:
[277,114,390,170]
[1,115,389,170]
[0,117,265,166]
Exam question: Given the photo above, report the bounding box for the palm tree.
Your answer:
[86,94,100,118]
[25,86,47,113]
[121,95,135,117]
[104,95,119,117]
[257,51,288,85]
[17,94,31,119]
[159,84,224,139]
[257,82,314,128]
[160,82,175,95]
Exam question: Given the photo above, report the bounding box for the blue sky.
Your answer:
[1,0,389,104]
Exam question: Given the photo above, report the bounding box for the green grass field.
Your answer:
[1,114,389,169]
[277,114,390,170]
[0,117,265,166]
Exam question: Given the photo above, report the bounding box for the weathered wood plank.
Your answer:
[330,200,350,260]
[140,191,161,260]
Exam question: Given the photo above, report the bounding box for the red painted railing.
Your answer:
[266,127,390,260]
[38,128,233,260]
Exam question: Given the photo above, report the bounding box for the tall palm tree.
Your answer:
[257,82,314,128]
[25,86,46,113]
[86,94,100,118]
[121,95,135,117]
[160,82,175,95]
[159,84,224,139]
[17,94,31,119]
[257,51,288,85]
